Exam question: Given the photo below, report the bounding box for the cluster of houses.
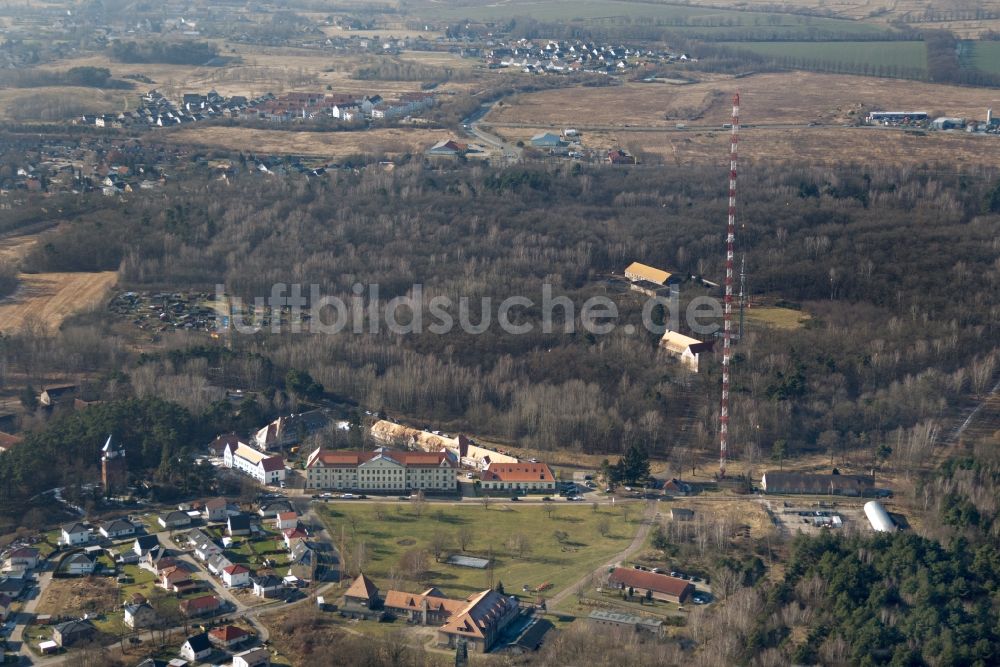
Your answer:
[74,88,438,129]
[342,574,522,653]
[483,38,691,75]
[526,131,638,165]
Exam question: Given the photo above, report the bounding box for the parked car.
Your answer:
[510,496,520,502]
[541,497,552,502]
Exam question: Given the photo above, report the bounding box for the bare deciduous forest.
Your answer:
[7,161,998,465]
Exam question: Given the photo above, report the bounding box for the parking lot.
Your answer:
[762,499,868,536]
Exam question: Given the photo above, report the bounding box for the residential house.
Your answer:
[206,553,234,576]
[179,594,221,617]
[436,589,521,653]
[158,510,192,530]
[60,522,91,546]
[607,567,693,603]
[662,478,692,496]
[282,528,307,550]
[63,553,95,575]
[99,518,137,539]
[288,540,317,581]
[588,609,663,636]
[304,447,458,492]
[209,624,250,649]
[0,577,25,598]
[342,573,381,614]
[180,632,213,662]
[187,528,221,561]
[5,547,39,570]
[275,511,298,531]
[253,410,329,451]
[52,619,95,646]
[133,534,160,557]
[123,602,157,629]
[0,594,11,621]
[39,384,77,408]
[227,514,252,536]
[144,549,176,575]
[233,647,271,667]
[606,148,636,165]
[224,442,286,485]
[222,564,251,588]
[760,472,874,496]
[251,574,284,598]
[160,566,193,592]
[659,331,714,373]
[203,498,229,522]
[479,462,556,493]
[258,500,293,518]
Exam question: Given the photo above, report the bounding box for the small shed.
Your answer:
[670,508,694,521]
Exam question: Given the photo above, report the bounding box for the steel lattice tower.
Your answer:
[720,93,740,478]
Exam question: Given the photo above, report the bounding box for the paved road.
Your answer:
[547,500,657,610]
[462,102,523,162]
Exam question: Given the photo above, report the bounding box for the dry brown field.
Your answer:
[487,72,1000,128]
[0,271,117,334]
[164,125,451,157]
[34,46,479,103]
[497,124,1000,168]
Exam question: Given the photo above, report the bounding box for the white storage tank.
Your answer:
[864,500,896,533]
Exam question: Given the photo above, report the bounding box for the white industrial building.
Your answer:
[864,500,896,533]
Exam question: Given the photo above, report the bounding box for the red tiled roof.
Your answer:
[607,568,692,597]
[481,463,554,483]
[223,564,250,575]
[306,448,452,469]
[260,455,284,472]
[180,595,219,612]
[209,625,249,642]
[345,573,379,601]
[276,511,297,521]
[0,432,23,450]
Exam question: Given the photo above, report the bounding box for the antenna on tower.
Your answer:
[738,254,747,341]
[719,92,740,479]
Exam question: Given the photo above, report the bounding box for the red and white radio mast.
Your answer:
[719,93,740,478]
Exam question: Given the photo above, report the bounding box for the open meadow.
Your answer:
[163,125,450,158]
[486,71,1000,128]
[717,40,928,72]
[319,501,640,601]
[421,0,892,37]
[0,271,117,334]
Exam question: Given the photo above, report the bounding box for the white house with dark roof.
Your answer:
[63,553,95,575]
[99,518,137,539]
[60,523,91,546]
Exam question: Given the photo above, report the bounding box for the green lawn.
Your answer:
[718,40,927,72]
[119,564,159,602]
[970,41,1000,75]
[428,0,892,38]
[319,502,639,600]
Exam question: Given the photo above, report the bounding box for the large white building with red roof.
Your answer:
[305,447,457,492]
[224,442,285,485]
[479,462,556,493]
